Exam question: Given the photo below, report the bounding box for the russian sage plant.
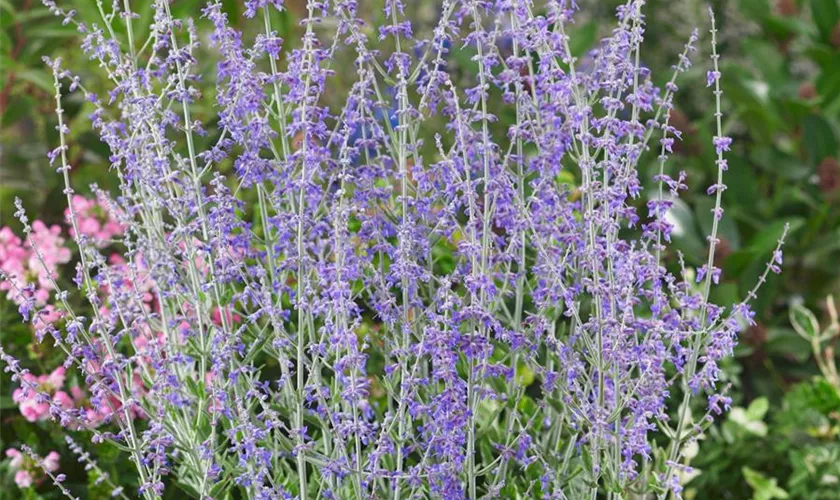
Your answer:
[0,0,788,498]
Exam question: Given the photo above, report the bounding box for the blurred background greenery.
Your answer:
[2,0,840,498]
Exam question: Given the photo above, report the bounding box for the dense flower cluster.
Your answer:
[12,366,73,422]
[10,358,126,427]
[1,1,788,499]
[0,221,70,306]
[66,193,126,247]
[5,448,60,489]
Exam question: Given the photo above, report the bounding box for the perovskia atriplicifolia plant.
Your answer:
[0,0,789,499]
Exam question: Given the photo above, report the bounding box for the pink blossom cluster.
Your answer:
[0,222,71,306]
[12,366,75,422]
[66,194,125,247]
[11,366,121,426]
[33,304,64,340]
[102,253,156,314]
[4,448,59,489]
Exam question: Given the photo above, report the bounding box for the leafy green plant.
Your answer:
[743,467,789,500]
[790,296,840,387]
[689,297,840,499]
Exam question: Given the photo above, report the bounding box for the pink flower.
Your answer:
[70,385,84,400]
[69,372,145,427]
[5,448,24,468]
[14,394,50,422]
[204,371,224,414]
[28,221,71,276]
[66,194,125,247]
[14,470,33,489]
[100,253,156,315]
[0,227,30,304]
[0,227,27,277]
[0,223,70,307]
[52,390,74,409]
[43,451,60,472]
[212,306,242,326]
[12,366,71,422]
[32,305,64,339]
[67,386,111,427]
[45,366,66,388]
[4,448,59,489]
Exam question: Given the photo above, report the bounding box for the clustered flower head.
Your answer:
[1,1,789,499]
[10,364,115,427]
[4,448,60,489]
[66,193,126,247]
[12,366,72,422]
[0,221,70,306]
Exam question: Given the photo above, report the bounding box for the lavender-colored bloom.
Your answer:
[713,135,733,154]
[0,1,790,500]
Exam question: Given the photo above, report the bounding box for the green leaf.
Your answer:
[724,155,760,212]
[738,0,772,20]
[24,27,76,39]
[764,327,813,363]
[746,218,803,255]
[0,52,15,86]
[802,228,840,267]
[803,114,837,165]
[1,93,35,126]
[697,198,741,250]
[14,69,55,94]
[722,69,785,140]
[0,30,11,57]
[580,447,594,482]
[742,39,786,87]
[764,15,812,38]
[729,406,768,437]
[711,282,740,308]
[816,58,840,111]
[750,147,811,181]
[742,466,789,500]
[665,196,705,263]
[6,6,54,22]
[745,397,769,420]
[222,0,242,20]
[568,21,597,58]
[811,0,840,43]
[515,362,535,386]
[790,303,820,340]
